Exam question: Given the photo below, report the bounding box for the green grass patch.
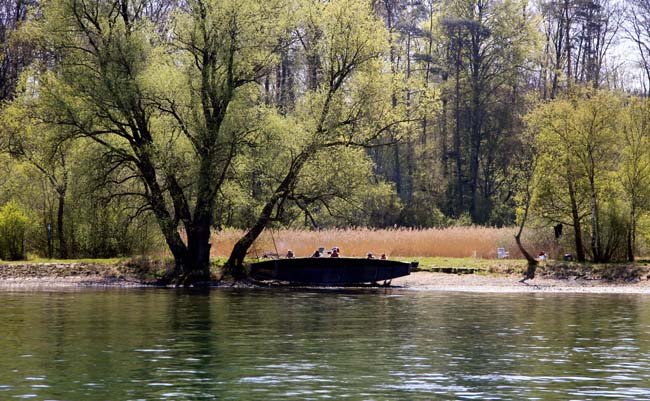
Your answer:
[395,256,528,273]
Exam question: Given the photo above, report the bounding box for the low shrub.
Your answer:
[0,201,29,261]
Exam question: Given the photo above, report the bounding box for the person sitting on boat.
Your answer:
[330,248,340,258]
[367,252,374,259]
[311,249,321,258]
[286,249,295,259]
[380,253,387,260]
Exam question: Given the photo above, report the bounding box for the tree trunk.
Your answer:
[453,38,463,214]
[179,157,218,285]
[566,176,585,262]
[225,197,277,279]
[628,202,636,262]
[589,175,601,262]
[516,233,539,281]
[573,219,586,263]
[514,174,538,281]
[468,23,486,222]
[56,191,67,259]
[158,222,211,286]
[564,0,572,86]
[393,140,402,196]
[184,222,212,285]
[469,135,481,222]
[225,149,311,279]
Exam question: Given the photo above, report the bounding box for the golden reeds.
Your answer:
[210,227,524,259]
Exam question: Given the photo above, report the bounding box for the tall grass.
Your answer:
[210,227,526,259]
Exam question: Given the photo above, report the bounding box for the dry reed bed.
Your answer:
[210,227,522,259]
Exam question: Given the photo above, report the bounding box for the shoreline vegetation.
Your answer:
[2,256,650,294]
[2,226,650,292]
[3,0,650,286]
[207,227,531,260]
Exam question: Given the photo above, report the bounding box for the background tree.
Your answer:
[1,87,74,258]
[0,0,37,102]
[433,0,539,224]
[529,89,625,262]
[529,96,589,262]
[627,0,650,94]
[619,99,650,261]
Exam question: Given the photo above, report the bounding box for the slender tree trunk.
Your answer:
[565,0,572,87]
[542,25,550,99]
[589,175,601,262]
[628,201,636,262]
[225,150,311,279]
[468,18,485,223]
[516,233,538,281]
[568,180,586,262]
[388,13,402,198]
[405,28,413,202]
[56,190,67,259]
[469,133,481,221]
[393,140,402,196]
[551,14,563,99]
[515,158,538,281]
[468,83,482,221]
[551,16,563,99]
[453,39,463,214]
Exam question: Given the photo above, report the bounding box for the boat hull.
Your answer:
[250,257,411,284]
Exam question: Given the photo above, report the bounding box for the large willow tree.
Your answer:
[20,0,291,284]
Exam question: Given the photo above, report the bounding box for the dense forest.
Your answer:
[1,0,650,282]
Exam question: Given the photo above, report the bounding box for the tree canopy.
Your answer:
[1,0,650,277]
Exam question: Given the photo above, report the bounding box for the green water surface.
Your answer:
[1,288,650,400]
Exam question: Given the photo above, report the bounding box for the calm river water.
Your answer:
[1,289,650,400]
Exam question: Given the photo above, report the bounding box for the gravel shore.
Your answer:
[0,262,151,288]
[2,263,650,293]
[392,272,650,294]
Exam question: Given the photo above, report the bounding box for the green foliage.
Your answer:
[419,0,541,224]
[2,0,650,266]
[526,89,649,262]
[0,201,29,260]
[453,212,474,227]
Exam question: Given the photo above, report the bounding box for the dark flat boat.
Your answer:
[250,257,413,284]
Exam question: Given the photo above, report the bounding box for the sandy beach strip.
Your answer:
[391,272,650,294]
[0,271,649,293]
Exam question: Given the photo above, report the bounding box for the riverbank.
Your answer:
[2,259,650,293]
[0,260,164,288]
[392,272,650,294]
